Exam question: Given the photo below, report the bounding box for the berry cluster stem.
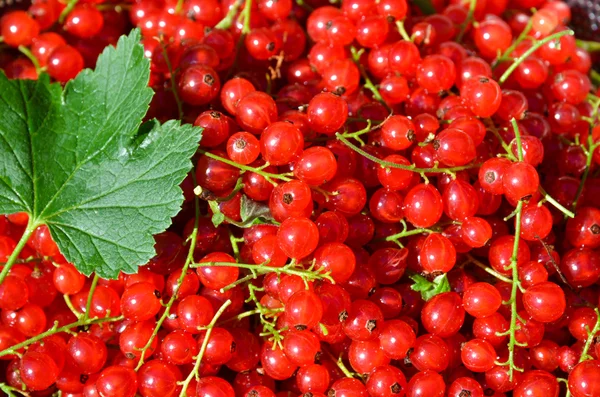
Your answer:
[350,47,392,112]
[135,172,203,370]
[565,308,600,397]
[178,299,232,397]
[499,29,574,84]
[465,254,517,286]
[495,201,525,380]
[0,218,39,286]
[336,134,478,177]
[83,273,100,322]
[385,220,435,247]
[191,260,335,291]
[456,0,476,42]
[0,315,124,358]
[199,149,291,185]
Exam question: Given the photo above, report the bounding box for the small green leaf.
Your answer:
[240,195,274,224]
[0,29,201,278]
[410,273,451,301]
[208,201,226,227]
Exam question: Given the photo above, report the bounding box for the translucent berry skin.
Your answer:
[260,122,304,166]
[67,333,108,374]
[565,207,600,249]
[64,5,104,38]
[421,292,465,337]
[522,282,566,323]
[236,91,278,134]
[197,376,235,397]
[416,55,456,93]
[294,147,338,186]
[402,184,443,228]
[406,370,446,397]
[569,360,600,397]
[307,92,348,135]
[277,217,319,259]
[502,162,540,202]
[178,65,221,106]
[420,233,456,274]
[96,365,138,397]
[463,282,502,318]
[120,281,162,322]
[461,76,502,118]
[1,11,40,47]
[20,351,59,391]
[47,45,84,83]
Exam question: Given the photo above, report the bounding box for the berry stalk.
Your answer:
[178,299,233,397]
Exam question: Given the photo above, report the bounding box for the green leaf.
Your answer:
[240,195,275,224]
[0,30,201,278]
[410,273,451,301]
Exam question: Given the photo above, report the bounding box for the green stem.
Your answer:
[385,227,434,243]
[64,295,82,318]
[539,185,575,218]
[577,39,600,53]
[499,30,574,84]
[573,136,600,212]
[493,15,533,69]
[336,134,478,175]
[350,47,392,112]
[0,383,30,397]
[83,273,99,321]
[178,300,232,396]
[396,20,411,42]
[497,200,524,380]
[579,308,600,362]
[199,150,291,184]
[17,46,42,75]
[58,0,79,23]
[511,118,524,162]
[135,172,202,371]
[160,41,184,120]
[215,0,243,30]
[0,315,123,357]
[456,0,476,42]
[466,254,516,285]
[0,218,39,286]
[191,261,334,287]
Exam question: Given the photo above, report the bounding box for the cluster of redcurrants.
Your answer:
[2,0,600,396]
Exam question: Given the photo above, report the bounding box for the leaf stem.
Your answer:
[178,299,232,396]
[0,218,38,286]
[499,30,574,84]
[0,315,123,358]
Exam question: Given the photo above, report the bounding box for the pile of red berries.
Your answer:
[2,0,600,396]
